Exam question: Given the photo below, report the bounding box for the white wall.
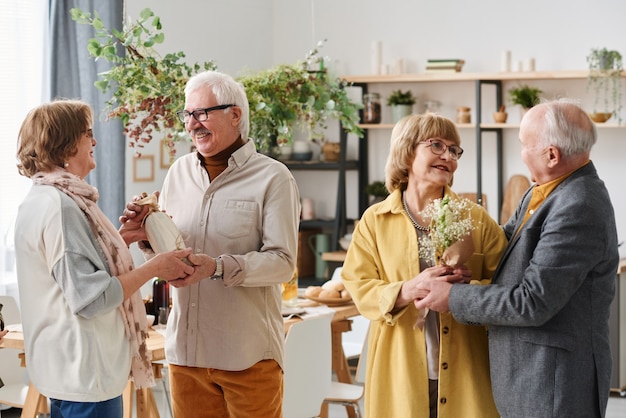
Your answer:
[125,0,626,257]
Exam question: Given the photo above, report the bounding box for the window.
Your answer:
[0,0,47,286]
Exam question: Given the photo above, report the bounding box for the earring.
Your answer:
[64,162,69,168]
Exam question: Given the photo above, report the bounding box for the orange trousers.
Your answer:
[169,360,283,418]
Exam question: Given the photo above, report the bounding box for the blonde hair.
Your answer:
[17,99,93,178]
[384,113,461,192]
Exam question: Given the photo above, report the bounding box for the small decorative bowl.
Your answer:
[588,112,612,123]
[493,111,508,123]
[291,151,313,161]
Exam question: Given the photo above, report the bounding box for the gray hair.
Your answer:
[185,71,250,140]
[533,99,597,158]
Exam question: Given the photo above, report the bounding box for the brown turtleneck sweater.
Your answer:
[198,136,245,181]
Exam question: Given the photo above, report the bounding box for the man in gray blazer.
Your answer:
[415,99,619,418]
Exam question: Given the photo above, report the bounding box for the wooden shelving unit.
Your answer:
[341,70,626,216]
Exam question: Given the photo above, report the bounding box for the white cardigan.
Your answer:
[14,184,130,402]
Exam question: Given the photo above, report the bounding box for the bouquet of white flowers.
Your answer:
[415,195,476,329]
[418,195,475,267]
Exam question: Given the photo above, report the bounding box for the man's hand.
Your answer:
[413,280,453,312]
[167,253,215,288]
[394,265,458,309]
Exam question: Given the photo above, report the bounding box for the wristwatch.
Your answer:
[210,256,223,280]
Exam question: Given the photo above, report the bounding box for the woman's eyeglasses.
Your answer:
[176,104,235,123]
[420,139,464,161]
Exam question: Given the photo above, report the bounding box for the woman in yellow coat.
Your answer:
[342,113,507,418]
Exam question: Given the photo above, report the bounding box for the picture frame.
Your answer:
[133,155,155,182]
[160,139,174,169]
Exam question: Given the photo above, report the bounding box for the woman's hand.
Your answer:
[118,192,159,246]
[444,264,472,284]
[146,248,195,281]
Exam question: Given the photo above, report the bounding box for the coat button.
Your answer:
[440,397,447,404]
[442,362,448,370]
[442,326,449,334]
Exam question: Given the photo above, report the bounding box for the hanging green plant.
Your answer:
[586,47,623,123]
[238,40,364,155]
[70,8,216,156]
[72,9,363,158]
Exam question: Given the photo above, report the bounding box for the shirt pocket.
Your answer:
[215,200,258,239]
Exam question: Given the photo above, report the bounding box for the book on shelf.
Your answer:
[425,68,463,74]
[425,59,465,73]
[426,59,465,67]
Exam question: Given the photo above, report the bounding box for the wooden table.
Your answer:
[2,303,362,418]
[1,329,166,418]
[321,250,347,263]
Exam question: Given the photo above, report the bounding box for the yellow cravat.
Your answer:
[514,162,589,237]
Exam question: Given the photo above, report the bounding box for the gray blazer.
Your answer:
[450,162,619,418]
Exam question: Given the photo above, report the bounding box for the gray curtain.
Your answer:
[49,0,125,225]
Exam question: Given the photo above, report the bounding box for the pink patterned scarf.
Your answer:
[33,168,155,388]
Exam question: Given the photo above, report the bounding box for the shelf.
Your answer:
[362,122,623,130]
[284,160,359,170]
[300,219,335,229]
[342,70,626,84]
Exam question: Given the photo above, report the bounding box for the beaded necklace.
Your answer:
[402,192,430,232]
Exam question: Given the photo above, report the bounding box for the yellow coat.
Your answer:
[342,188,507,418]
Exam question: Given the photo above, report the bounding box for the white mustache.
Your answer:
[192,128,211,137]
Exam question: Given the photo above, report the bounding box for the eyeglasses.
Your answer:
[176,104,235,123]
[420,139,464,161]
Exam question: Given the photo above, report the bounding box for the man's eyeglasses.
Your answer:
[176,104,235,123]
[420,139,464,161]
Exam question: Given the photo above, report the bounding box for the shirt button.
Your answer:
[191,303,196,308]
[529,209,535,214]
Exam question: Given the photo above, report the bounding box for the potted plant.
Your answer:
[387,89,416,123]
[238,40,364,155]
[71,8,216,159]
[364,180,389,204]
[508,84,542,110]
[586,47,623,124]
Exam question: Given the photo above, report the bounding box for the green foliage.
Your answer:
[364,180,388,197]
[238,40,363,154]
[508,84,542,109]
[72,9,362,156]
[386,89,416,106]
[71,7,216,153]
[586,47,623,122]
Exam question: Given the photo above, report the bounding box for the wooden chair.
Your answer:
[500,175,531,224]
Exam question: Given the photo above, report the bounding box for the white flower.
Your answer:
[418,196,475,265]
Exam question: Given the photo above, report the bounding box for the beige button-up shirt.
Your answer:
[160,140,300,371]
